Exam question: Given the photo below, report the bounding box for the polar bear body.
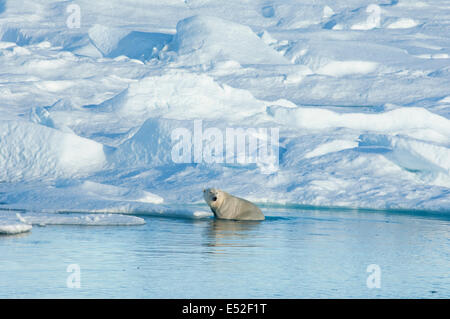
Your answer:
[203,188,265,221]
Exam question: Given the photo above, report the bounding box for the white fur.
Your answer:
[203,188,265,221]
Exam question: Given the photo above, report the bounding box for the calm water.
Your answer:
[0,207,449,298]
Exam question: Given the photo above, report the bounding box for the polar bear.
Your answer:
[203,188,265,221]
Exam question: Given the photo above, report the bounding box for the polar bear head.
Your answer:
[203,188,225,211]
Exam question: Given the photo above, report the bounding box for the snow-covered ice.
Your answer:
[0,0,449,220]
[0,212,32,234]
[0,210,145,234]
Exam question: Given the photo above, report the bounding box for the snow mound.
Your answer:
[99,70,265,122]
[284,39,409,74]
[387,18,418,29]
[304,140,359,159]
[113,118,186,167]
[316,60,378,77]
[322,5,385,31]
[88,25,130,57]
[113,115,279,173]
[0,120,106,182]
[271,3,327,29]
[169,15,289,65]
[28,106,74,133]
[267,106,450,138]
[358,134,450,187]
[77,181,163,204]
[89,24,172,61]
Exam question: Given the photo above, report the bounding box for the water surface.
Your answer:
[0,207,449,298]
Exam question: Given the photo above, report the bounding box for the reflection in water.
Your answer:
[205,219,263,251]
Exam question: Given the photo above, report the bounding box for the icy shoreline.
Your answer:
[0,0,449,217]
[0,210,146,235]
